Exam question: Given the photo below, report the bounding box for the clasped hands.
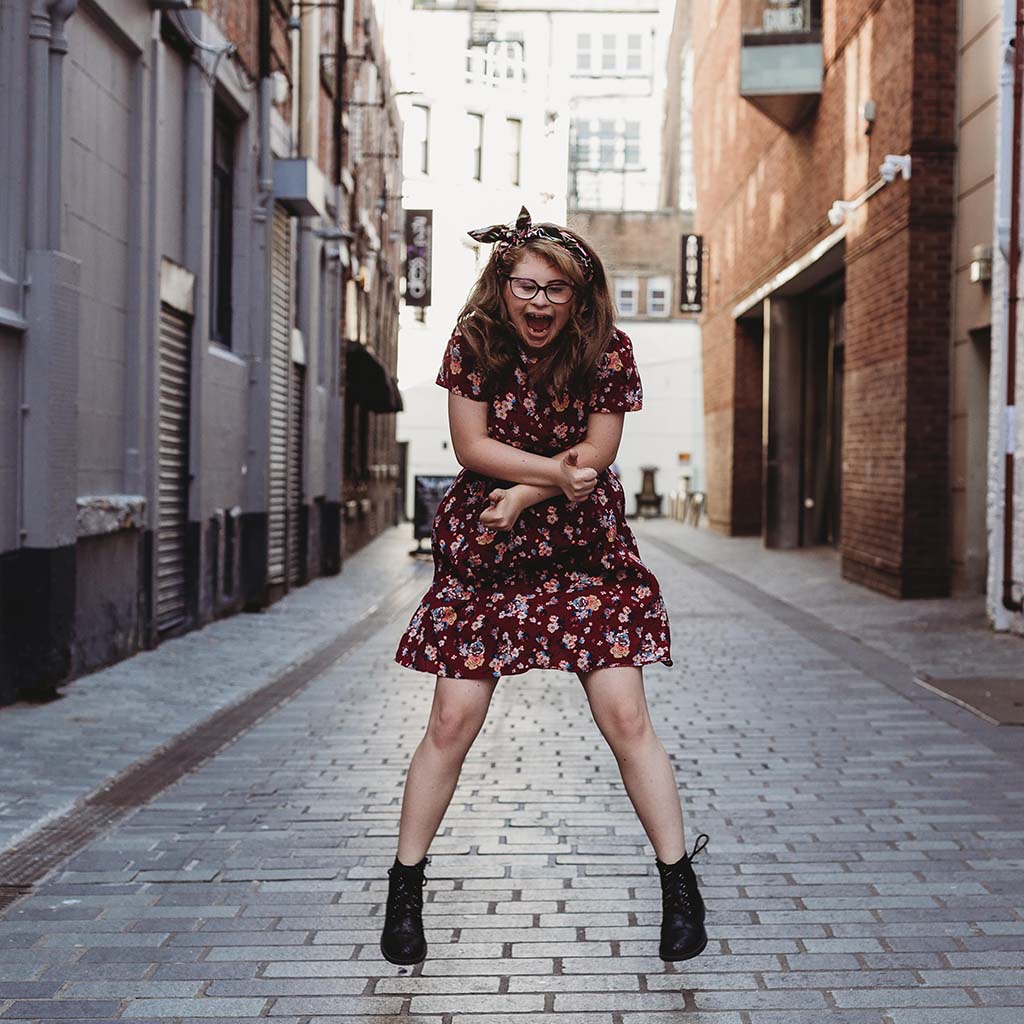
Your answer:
[478,449,598,532]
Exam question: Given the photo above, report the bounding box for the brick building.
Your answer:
[691,0,974,599]
[340,4,405,555]
[0,0,402,703]
[568,209,706,505]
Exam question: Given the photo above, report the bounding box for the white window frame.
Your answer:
[506,116,522,185]
[647,275,671,317]
[615,276,639,317]
[573,117,641,171]
[576,32,591,72]
[467,112,484,181]
[601,33,617,71]
[404,104,430,177]
[624,120,641,167]
[626,33,643,72]
[573,118,593,167]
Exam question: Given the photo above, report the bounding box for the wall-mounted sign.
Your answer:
[680,233,703,313]
[405,209,432,308]
[743,0,809,34]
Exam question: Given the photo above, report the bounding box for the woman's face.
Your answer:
[502,253,577,350]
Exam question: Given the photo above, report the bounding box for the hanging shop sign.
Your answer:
[680,233,703,313]
[405,209,433,308]
[743,0,809,34]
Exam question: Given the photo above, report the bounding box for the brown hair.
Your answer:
[454,224,616,400]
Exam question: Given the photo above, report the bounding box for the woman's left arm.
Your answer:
[498,412,625,514]
[557,410,625,474]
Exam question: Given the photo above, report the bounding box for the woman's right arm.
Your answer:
[449,393,597,498]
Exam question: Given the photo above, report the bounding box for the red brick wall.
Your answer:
[692,0,957,595]
[205,0,290,81]
[567,210,696,320]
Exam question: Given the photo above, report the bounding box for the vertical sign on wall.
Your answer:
[405,209,432,308]
[680,233,703,313]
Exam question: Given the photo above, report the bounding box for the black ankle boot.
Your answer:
[380,854,429,965]
[654,834,709,962]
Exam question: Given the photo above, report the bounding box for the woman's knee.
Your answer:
[580,668,652,748]
[594,696,652,748]
[426,679,492,752]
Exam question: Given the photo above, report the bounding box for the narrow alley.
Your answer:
[1,525,1022,1024]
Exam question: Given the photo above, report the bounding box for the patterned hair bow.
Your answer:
[467,205,595,283]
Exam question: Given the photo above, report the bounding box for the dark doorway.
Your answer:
[801,290,844,547]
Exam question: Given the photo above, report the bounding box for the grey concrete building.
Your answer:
[0,0,401,703]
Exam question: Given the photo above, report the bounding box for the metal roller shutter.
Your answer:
[268,205,291,587]
[156,305,192,632]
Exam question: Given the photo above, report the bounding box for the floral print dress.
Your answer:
[394,326,673,680]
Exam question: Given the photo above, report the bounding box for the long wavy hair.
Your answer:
[454,225,616,401]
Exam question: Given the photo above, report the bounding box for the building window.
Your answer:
[626,33,643,71]
[467,112,483,180]
[601,33,617,71]
[576,33,591,72]
[624,120,641,167]
[615,276,639,316]
[573,119,593,166]
[405,104,430,176]
[647,276,671,317]
[572,117,641,171]
[506,117,522,185]
[598,119,616,168]
[210,102,236,348]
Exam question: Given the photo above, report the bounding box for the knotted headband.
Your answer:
[467,205,595,283]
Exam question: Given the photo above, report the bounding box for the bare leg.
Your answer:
[578,665,686,863]
[395,675,498,865]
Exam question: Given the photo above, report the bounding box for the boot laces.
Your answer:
[386,863,427,918]
[660,833,708,914]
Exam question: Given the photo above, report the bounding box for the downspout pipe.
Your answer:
[334,0,344,186]
[257,0,273,204]
[47,0,78,251]
[1004,0,1023,613]
[27,0,52,252]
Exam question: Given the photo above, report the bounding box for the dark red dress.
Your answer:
[394,326,673,680]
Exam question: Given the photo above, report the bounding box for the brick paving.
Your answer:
[0,529,421,854]
[1,522,1023,1023]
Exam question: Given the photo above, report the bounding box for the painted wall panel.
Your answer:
[0,0,27,285]
[158,47,187,266]
[201,347,248,513]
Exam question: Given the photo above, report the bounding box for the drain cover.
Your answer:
[915,674,1024,726]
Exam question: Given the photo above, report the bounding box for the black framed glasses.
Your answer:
[502,275,576,304]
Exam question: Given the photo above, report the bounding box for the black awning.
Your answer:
[345,340,403,413]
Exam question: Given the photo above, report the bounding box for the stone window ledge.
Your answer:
[76,495,146,538]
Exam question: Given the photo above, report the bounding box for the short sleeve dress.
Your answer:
[393,326,673,680]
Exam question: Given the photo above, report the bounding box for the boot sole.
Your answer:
[380,939,427,966]
[659,933,708,962]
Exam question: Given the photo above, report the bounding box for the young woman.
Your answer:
[386,206,708,966]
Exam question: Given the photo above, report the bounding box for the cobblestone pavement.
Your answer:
[2,522,1023,1024]
[0,529,421,853]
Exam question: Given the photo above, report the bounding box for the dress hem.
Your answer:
[393,652,674,681]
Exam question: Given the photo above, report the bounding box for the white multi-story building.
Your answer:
[374,0,702,522]
[374,0,570,516]
[566,3,668,212]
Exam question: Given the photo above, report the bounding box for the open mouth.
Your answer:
[523,312,554,340]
